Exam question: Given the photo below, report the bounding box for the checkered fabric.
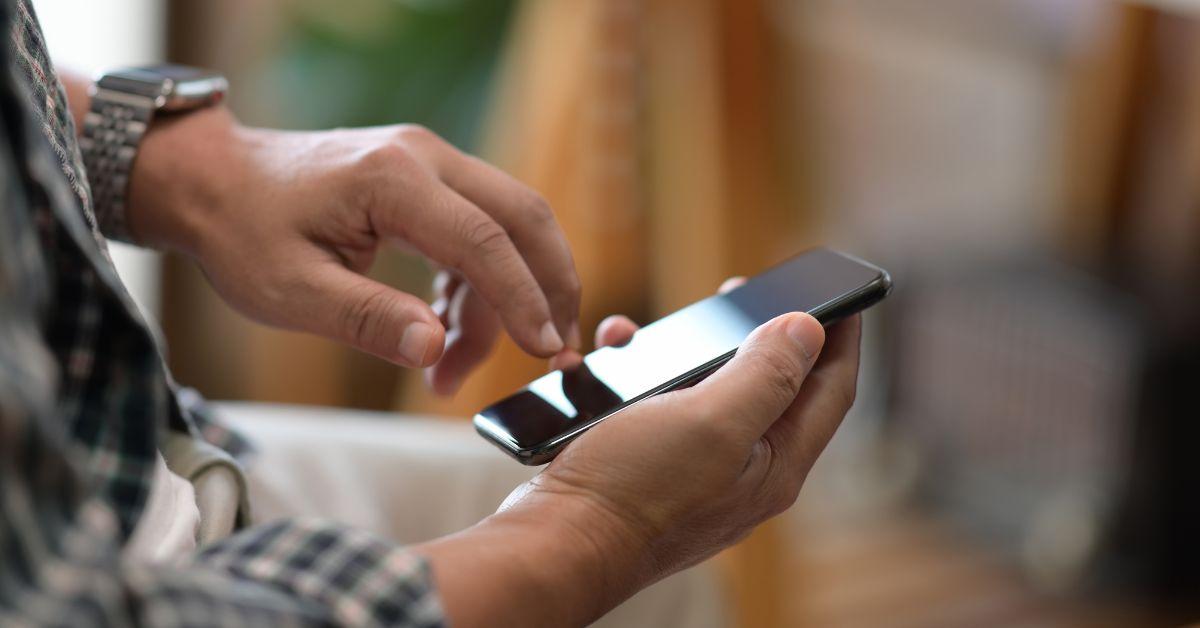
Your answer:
[0,1,444,625]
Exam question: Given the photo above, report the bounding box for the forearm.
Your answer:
[416,493,653,627]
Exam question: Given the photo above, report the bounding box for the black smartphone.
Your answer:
[473,247,892,465]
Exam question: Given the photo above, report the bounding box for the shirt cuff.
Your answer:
[195,518,445,628]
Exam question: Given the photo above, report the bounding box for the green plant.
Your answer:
[265,0,516,150]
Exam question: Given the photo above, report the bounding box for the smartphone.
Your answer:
[473,247,892,465]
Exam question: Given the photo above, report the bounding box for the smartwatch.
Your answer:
[79,64,228,234]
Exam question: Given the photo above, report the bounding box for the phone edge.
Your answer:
[476,257,893,465]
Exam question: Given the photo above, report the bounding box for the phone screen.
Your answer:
[474,248,891,463]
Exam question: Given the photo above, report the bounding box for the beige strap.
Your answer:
[163,432,252,545]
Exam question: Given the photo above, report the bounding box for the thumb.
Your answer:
[690,312,825,443]
[301,264,446,367]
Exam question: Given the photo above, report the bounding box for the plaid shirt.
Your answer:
[0,1,443,625]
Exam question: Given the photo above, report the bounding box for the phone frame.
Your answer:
[475,254,893,465]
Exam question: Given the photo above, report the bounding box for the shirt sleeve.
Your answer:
[0,258,443,626]
[0,285,445,628]
[9,0,134,243]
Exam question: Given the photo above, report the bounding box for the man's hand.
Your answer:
[419,287,862,626]
[523,299,861,590]
[127,107,580,382]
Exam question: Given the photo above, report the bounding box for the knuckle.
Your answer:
[564,270,582,301]
[350,144,422,209]
[686,397,744,451]
[394,123,437,144]
[755,348,805,406]
[339,286,394,349]
[359,141,415,174]
[456,215,512,267]
[770,480,802,516]
[759,461,803,517]
[552,261,582,305]
[521,191,555,225]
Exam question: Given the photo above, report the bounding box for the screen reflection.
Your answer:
[475,248,886,454]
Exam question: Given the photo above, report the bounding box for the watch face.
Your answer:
[97,64,228,111]
[144,64,218,83]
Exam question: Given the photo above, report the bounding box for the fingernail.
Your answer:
[567,321,582,349]
[539,320,564,354]
[784,315,823,361]
[399,322,435,365]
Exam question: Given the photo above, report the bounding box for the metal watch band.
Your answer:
[78,88,157,237]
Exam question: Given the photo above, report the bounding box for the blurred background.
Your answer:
[37,0,1200,625]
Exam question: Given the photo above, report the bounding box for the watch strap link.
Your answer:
[79,88,157,239]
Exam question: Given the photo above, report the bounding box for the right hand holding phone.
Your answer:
[501,305,863,614]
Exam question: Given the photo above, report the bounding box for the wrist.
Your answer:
[125,105,245,256]
[59,66,92,130]
[499,490,656,620]
[417,490,654,627]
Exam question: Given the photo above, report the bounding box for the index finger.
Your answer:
[370,168,563,356]
[414,134,583,349]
